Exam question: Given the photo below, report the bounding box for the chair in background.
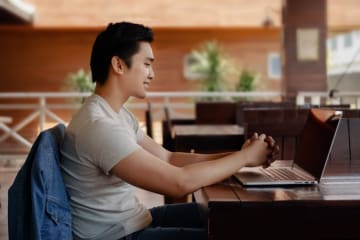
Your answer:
[195,101,237,124]
[162,106,174,151]
[322,104,351,109]
[236,101,295,126]
[145,102,153,138]
[8,124,72,240]
[161,107,196,204]
[162,106,195,151]
[243,108,309,160]
[341,109,360,118]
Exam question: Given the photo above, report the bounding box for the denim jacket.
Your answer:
[8,124,72,240]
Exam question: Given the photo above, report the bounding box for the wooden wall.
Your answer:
[0,27,95,92]
[0,26,282,92]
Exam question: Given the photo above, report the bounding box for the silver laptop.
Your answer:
[234,108,343,186]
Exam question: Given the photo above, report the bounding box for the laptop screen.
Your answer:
[324,117,360,178]
[294,108,340,179]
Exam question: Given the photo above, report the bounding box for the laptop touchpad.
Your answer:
[235,170,271,182]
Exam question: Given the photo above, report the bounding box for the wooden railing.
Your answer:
[0,91,282,151]
[2,90,360,153]
[296,91,360,108]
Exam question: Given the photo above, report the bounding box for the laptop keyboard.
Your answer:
[263,168,307,181]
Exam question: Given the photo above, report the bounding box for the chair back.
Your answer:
[341,109,360,118]
[162,107,196,151]
[196,101,237,124]
[145,102,153,138]
[8,124,72,240]
[236,101,295,125]
[243,108,308,160]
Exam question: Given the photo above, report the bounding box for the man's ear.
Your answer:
[111,56,125,75]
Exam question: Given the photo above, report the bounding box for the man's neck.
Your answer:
[94,85,128,113]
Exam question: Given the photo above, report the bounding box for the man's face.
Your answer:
[123,41,155,99]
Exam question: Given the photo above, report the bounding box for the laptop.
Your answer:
[234,108,343,186]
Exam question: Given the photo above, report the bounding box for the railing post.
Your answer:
[357,97,360,109]
[39,97,46,131]
[296,94,305,105]
[164,96,170,112]
[311,96,321,106]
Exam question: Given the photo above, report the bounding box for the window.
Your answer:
[268,53,282,79]
[331,38,337,51]
[344,33,353,48]
[183,54,204,80]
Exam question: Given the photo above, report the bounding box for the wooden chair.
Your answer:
[341,109,360,118]
[243,108,309,160]
[236,101,295,126]
[195,101,237,124]
[309,104,351,110]
[145,102,153,138]
[161,107,197,204]
[162,107,195,151]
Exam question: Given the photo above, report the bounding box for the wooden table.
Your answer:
[173,124,244,153]
[194,177,360,240]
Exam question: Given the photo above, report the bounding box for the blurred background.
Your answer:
[1,0,360,155]
[2,1,360,238]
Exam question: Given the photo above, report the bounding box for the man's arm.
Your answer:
[110,134,273,198]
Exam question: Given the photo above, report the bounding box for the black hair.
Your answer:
[90,22,154,85]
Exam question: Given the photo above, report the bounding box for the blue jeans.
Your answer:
[122,203,208,240]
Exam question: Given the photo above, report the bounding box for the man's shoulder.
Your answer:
[71,97,113,126]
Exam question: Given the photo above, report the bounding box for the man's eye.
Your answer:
[145,63,151,66]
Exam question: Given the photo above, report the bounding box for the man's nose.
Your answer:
[149,68,155,80]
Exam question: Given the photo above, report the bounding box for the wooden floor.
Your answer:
[0,166,163,240]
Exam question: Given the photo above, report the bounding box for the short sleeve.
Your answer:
[122,107,145,142]
[77,120,140,175]
[136,127,145,142]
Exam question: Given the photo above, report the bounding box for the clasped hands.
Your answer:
[242,132,280,168]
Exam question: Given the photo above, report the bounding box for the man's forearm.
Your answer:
[168,151,232,167]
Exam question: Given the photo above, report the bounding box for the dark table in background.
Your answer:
[172,124,244,153]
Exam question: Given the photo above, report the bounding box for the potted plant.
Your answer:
[236,69,258,101]
[63,68,95,102]
[236,69,257,92]
[188,41,236,100]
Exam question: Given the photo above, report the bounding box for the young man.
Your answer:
[60,22,279,240]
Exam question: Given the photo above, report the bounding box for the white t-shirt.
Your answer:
[60,94,152,240]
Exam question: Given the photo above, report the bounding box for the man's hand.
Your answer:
[241,132,260,149]
[241,132,280,168]
[263,136,280,168]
